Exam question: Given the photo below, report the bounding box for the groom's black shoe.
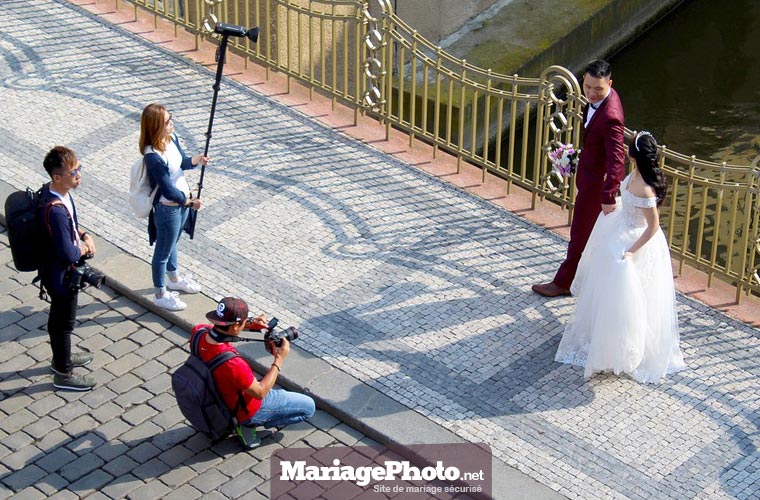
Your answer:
[532,282,571,297]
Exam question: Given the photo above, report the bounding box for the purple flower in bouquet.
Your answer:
[548,141,580,177]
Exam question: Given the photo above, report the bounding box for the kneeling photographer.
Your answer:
[40,146,105,392]
[193,297,315,449]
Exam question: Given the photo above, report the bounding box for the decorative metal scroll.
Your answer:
[361,6,384,110]
[750,154,760,287]
[202,0,223,34]
[538,65,583,195]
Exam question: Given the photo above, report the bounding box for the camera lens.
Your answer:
[81,265,106,289]
[85,271,105,288]
[283,327,298,342]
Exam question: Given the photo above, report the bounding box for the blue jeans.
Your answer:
[244,389,315,429]
[152,203,189,289]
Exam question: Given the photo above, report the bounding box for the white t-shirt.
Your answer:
[143,137,191,203]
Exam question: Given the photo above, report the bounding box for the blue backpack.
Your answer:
[171,328,244,441]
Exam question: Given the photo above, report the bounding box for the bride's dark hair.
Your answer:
[628,131,667,206]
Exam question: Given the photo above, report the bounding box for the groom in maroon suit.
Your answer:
[533,59,627,297]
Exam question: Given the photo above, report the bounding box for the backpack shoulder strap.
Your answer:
[191,327,241,369]
[191,327,246,417]
[43,199,74,243]
[190,326,208,356]
[139,155,161,206]
[207,351,240,371]
[43,199,65,224]
[204,345,245,416]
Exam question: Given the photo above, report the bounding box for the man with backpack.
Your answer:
[188,297,315,449]
[39,146,98,391]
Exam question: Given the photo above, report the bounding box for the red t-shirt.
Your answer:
[190,325,262,422]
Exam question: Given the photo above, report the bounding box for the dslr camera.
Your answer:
[64,254,106,292]
[244,316,298,351]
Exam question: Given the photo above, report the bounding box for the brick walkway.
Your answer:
[1,1,759,499]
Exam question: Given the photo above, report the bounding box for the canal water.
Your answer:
[609,0,760,165]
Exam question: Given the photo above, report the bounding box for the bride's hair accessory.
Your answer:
[630,130,667,206]
[634,130,655,151]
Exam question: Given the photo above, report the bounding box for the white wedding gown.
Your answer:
[555,174,686,383]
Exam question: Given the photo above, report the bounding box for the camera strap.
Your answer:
[208,327,265,344]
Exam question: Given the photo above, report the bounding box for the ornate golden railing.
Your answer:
[657,149,760,301]
[116,0,760,301]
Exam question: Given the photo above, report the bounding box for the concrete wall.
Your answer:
[385,0,686,79]
[388,0,500,44]
[515,0,686,77]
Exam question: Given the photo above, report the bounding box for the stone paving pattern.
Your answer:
[0,226,377,500]
[1,1,759,499]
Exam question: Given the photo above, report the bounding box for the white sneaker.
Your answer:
[153,291,187,311]
[167,274,201,294]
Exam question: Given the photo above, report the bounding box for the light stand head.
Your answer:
[214,22,259,43]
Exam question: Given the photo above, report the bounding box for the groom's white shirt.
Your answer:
[585,88,611,128]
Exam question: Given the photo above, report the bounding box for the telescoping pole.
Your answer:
[187,34,229,240]
[187,23,259,239]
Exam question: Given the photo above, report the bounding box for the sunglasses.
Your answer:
[57,165,83,177]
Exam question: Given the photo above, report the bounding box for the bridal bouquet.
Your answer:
[548,141,580,177]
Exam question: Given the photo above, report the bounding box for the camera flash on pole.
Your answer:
[188,22,260,239]
[214,22,259,43]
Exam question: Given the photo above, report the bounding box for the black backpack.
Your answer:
[172,328,245,441]
[4,185,62,273]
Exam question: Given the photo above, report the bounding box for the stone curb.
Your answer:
[0,179,565,499]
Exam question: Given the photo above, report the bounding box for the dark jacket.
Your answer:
[38,184,81,296]
[577,87,627,205]
[145,134,195,206]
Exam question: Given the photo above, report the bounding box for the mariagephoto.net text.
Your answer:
[279,458,485,488]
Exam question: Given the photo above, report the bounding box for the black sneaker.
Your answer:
[235,424,261,449]
[53,372,96,392]
[50,352,93,375]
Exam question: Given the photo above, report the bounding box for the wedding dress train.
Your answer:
[555,174,685,383]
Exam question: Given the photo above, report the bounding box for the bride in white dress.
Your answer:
[555,131,686,383]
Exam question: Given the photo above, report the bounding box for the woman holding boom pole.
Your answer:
[140,103,209,311]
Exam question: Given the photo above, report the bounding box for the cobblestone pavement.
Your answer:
[1,1,759,499]
[0,226,381,500]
